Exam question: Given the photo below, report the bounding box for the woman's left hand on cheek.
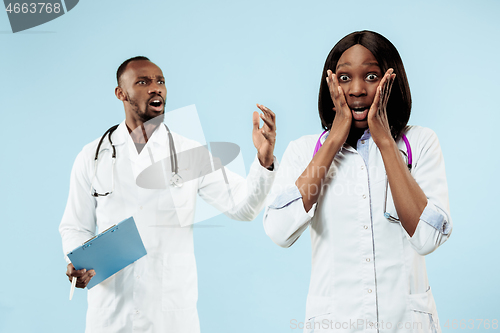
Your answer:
[368,68,396,147]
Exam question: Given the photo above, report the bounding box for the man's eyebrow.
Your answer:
[136,75,165,80]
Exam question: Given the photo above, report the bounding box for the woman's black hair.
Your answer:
[318,30,411,139]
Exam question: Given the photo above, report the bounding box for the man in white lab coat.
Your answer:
[59,56,277,332]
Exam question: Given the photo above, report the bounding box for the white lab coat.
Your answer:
[60,121,276,332]
[263,126,452,333]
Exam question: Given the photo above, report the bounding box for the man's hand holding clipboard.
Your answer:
[66,264,95,289]
[66,216,147,299]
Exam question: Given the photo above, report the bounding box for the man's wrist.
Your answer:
[257,153,274,169]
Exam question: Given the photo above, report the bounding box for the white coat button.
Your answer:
[368,289,372,293]
[136,310,139,314]
[362,194,367,199]
[140,206,143,210]
[361,165,364,170]
[364,225,368,229]
[136,275,140,279]
[361,140,366,144]
[366,258,370,262]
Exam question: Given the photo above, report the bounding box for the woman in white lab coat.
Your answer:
[264,31,452,332]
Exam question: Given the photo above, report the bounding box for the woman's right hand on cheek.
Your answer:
[326,69,351,144]
[296,70,351,211]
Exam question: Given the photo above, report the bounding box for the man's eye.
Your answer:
[366,74,378,81]
[338,75,349,82]
[137,80,146,85]
[158,80,165,85]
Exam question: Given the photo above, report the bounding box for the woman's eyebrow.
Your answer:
[336,62,350,70]
[336,61,380,71]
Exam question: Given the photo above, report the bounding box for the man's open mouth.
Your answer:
[148,97,164,111]
[149,99,163,107]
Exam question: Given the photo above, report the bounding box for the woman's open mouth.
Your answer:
[351,107,369,121]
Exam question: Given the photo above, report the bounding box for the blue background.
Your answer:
[1,0,499,332]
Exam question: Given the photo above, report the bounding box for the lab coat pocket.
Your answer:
[157,186,189,210]
[305,295,334,332]
[305,313,333,333]
[409,287,441,333]
[156,184,196,227]
[162,253,198,312]
[86,275,116,328]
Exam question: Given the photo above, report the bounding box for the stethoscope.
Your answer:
[313,130,412,222]
[90,123,182,197]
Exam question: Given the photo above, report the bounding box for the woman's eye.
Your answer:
[366,74,378,81]
[338,75,349,82]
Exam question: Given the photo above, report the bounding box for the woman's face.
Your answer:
[335,44,383,129]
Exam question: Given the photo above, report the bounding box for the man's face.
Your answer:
[118,60,167,124]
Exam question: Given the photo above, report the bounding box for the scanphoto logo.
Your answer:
[3,0,79,33]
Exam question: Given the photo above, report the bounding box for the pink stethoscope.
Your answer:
[313,130,413,222]
[313,130,412,171]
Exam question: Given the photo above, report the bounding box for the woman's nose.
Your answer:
[348,79,367,97]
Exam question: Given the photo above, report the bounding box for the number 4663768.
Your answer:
[5,3,62,14]
[444,319,498,330]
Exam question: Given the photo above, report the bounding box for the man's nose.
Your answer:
[348,79,367,97]
[149,83,163,95]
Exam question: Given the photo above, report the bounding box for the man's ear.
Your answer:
[115,86,127,102]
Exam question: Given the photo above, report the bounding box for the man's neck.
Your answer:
[125,121,160,144]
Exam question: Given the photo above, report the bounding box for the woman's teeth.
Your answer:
[352,108,367,113]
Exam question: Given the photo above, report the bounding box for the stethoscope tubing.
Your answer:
[91,123,181,196]
[312,129,413,222]
[313,130,412,169]
[95,123,178,174]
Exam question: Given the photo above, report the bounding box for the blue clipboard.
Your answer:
[67,216,147,289]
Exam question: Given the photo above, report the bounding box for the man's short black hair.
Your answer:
[318,30,412,139]
[116,56,150,86]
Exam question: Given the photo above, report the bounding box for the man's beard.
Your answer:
[144,112,165,126]
[128,94,165,125]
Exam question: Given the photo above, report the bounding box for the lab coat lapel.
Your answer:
[126,124,170,183]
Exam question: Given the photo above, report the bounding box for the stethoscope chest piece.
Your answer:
[170,173,183,188]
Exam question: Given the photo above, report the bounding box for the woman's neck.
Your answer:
[346,127,367,149]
